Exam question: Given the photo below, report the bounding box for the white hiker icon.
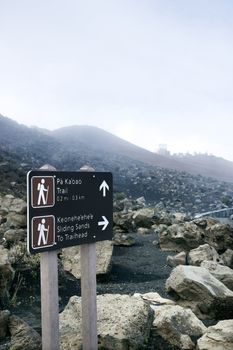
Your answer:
[37,178,48,205]
[37,218,49,246]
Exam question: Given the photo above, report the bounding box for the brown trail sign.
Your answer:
[27,168,113,350]
[27,170,113,254]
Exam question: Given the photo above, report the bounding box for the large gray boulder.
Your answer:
[159,218,233,252]
[113,212,134,232]
[9,315,42,350]
[61,240,113,279]
[0,310,10,338]
[166,265,233,319]
[0,245,14,305]
[167,251,187,267]
[188,244,223,266]
[203,220,233,252]
[159,222,204,252]
[4,212,27,229]
[152,304,206,349]
[0,214,7,224]
[221,249,233,267]
[0,195,27,215]
[132,208,157,228]
[0,195,27,237]
[201,260,233,291]
[59,294,153,350]
[4,228,26,244]
[197,320,233,350]
[113,230,136,246]
[167,244,230,268]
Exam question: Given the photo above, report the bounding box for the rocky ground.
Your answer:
[1,116,233,348]
[4,234,173,345]
[1,193,233,349]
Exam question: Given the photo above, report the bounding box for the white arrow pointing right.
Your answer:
[98,216,109,231]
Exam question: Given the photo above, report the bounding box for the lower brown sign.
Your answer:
[31,216,55,249]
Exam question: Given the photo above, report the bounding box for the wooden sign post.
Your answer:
[27,165,113,350]
[80,243,97,349]
[80,165,97,349]
[39,165,59,350]
[40,250,59,350]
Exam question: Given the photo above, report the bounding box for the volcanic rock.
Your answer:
[204,220,233,252]
[221,249,233,268]
[9,315,42,350]
[0,195,26,215]
[4,228,26,244]
[113,211,134,232]
[132,208,157,228]
[0,310,10,338]
[134,292,175,306]
[201,261,233,291]
[61,240,113,279]
[0,245,14,306]
[159,218,233,253]
[112,231,136,246]
[197,319,233,350]
[59,294,153,350]
[4,213,27,229]
[137,227,151,235]
[187,244,223,266]
[167,251,187,267]
[166,265,233,319]
[159,222,203,252]
[152,304,206,349]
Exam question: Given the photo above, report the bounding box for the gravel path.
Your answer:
[97,233,173,296]
[58,233,173,305]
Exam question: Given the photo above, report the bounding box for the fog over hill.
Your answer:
[52,125,184,170]
[1,113,233,183]
[0,114,233,215]
[52,125,233,183]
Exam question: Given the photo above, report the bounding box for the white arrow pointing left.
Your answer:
[98,216,109,230]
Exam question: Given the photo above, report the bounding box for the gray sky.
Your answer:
[0,0,233,161]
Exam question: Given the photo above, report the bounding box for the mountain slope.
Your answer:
[52,125,184,169]
[52,125,233,183]
[173,153,233,182]
[0,114,233,214]
[1,114,233,183]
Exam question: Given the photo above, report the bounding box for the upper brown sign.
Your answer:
[31,176,55,208]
